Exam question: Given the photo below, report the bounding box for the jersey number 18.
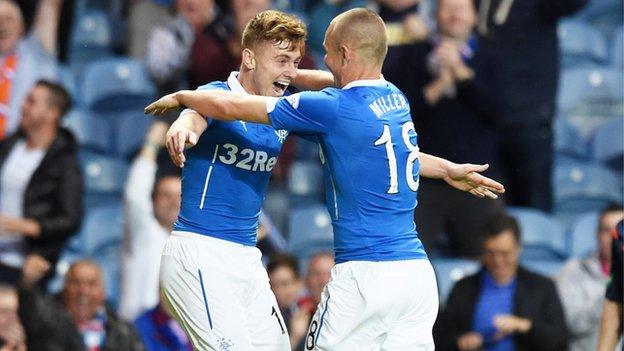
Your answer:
[374,121,420,194]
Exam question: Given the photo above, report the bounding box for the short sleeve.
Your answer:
[268,89,339,133]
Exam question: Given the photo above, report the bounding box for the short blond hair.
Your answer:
[242,10,307,53]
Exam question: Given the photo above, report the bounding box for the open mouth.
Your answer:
[272,80,289,94]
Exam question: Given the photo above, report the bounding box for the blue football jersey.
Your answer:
[268,79,427,263]
[174,72,290,246]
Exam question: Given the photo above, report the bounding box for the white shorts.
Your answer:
[305,259,439,351]
[159,231,290,351]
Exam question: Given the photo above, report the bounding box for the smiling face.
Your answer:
[62,262,106,324]
[248,40,302,97]
[238,10,307,97]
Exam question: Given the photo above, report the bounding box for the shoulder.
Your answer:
[196,81,229,91]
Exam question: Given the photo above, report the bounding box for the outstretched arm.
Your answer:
[419,152,505,199]
[146,90,272,125]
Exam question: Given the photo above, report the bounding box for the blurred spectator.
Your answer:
[290,251,333,349]
[133,302,191,351]
[144,0,216,96]
[128,0,175,59]
[0,0,63,138]
[0,80,82,288]
[120,121,181,321]
[597,220,624,351]
[475,0,588,211]
[0,284,25,351]
[267,254,303,327]
[304,0,367,59]
[383,0,504,257]
[434,213,568,351]
[18,260,145,350]
[555,203,624,351]
[375,0,429,47]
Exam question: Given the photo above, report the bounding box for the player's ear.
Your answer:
[340,45,349,66]
[242,48,256,70]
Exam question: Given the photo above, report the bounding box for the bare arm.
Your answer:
[292,69,335,91]
[419,152,505,199]
[164,109,211,167]
[33,0,63,55]
[597,300,623,351]
[146,90,272,125]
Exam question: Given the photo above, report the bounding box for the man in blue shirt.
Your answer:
[156,10,308,351]
[147,8,504,350]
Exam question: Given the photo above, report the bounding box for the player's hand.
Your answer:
[444,163,505,199]
[493,314,532,339]
[166,123,198,167]
[145,93,183,115]
[457,332,483,351]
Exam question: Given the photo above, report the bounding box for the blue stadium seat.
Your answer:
[431,258,480,305]
[554,116,589,159]
[520,258,565,278]
[613,27,623,67]
[288,204,334,259]
[592,117,624,172]
[558,20,608,67]
[554,158,623,215]
[68,10,113,65]
[568,211,600,257]
[111,111,151,158]
[80,58,156,112]
[79,150,129,195]
[558,68,623,113]
[578,0,623,35]
[62,109,112,152]
[557,68,623,136]
[79,205,123,253]
[507,207,567,259]
[287,161,323,205]
[58,65,77,99]
[48,205,123,303]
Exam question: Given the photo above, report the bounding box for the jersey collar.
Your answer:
[227,71,249,95]
[343,76,387,90]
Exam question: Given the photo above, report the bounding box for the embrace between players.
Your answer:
[145,8,504,351]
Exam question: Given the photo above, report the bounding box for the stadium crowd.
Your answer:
[0,0,622,350]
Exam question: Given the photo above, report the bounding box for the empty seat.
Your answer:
[431,258,480,305]
[568,211,600,257]
[80,58,156,112]
[554,116,589,159]
[592,117,624,172]
[68,10,113,65]
[557,68,623,137]
[507,207,567,259]
[554,158,623,214]
[111,111,151,158]
[79,150,129,195]
[558,20,608,67]
[79,205,124,253]
[62,109,112,152]
[288,204,333,259]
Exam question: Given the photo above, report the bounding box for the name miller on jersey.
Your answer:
[368,93,408,118]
